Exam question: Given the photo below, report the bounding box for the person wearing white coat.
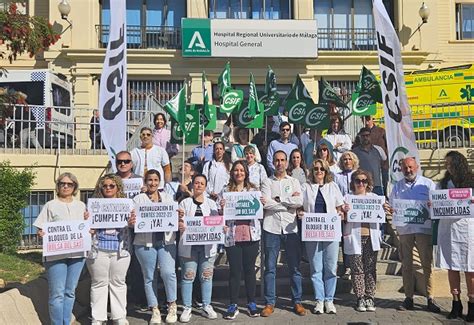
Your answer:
[342,169,383,313]
[202,141,231,201]
[177,174,221,323]
[299,159,344,315]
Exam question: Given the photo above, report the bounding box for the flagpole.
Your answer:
[182,127,186,182]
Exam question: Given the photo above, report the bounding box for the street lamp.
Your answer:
[58,0,72,35]
[409,2,430,38]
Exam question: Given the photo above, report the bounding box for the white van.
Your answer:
[0,69,75,148]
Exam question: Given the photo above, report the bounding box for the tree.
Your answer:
[0,161,35,254]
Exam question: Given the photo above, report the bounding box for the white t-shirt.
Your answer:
[131,145,170,189]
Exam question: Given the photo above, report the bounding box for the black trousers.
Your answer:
[225,240,260,304]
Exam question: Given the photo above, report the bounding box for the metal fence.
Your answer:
[318,28,377,51]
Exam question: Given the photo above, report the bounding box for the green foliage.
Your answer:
[0,251,43,283]
[0,161,35,254]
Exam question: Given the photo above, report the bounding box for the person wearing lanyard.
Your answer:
[129,169,178,324]
[202,141,231,202]
[220,161,265,319]
[177,174,221,323]
[87,174,134,325]
[34,173,87,325]
[231,127,261,162]
[299,159,344,315]
[245,145,268,191]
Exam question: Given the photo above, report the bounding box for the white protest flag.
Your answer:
[99,0,127,171]
[373,0,420,183]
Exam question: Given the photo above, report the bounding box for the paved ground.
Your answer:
[78,292,469,324]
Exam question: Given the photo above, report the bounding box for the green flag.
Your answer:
[319,78,348,108]
[217,62,232,98]
[351,91,377,116]
[170,105,200,144]
[285,75,314,102]
[201,72,210,127]
[248,73,260,118]
[261,66,280,116]
[234,103,264,128]
[358,66,383,103]
[265,66,277,96]
[164,86,186,130]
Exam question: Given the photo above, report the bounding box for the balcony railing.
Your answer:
[318,28,377,51]
[96,25,181,49]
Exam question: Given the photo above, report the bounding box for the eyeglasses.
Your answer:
[281,128,291,132]
[313,167,326,172]
[319,148,328,152]
[102,184,117,190]
[59,182,74,188]
[354,178,368,185]
[116,159,132,165]
[141,133,152,137]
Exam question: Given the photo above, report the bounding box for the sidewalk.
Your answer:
[77,292,466,324]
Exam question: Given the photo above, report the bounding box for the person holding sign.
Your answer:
[128,169,178,324]
[387,157,441,313]
[245,145,268,191]
[260,150,305,317]
[342,170,383,312]
[177,174,221,322]
[87,174,134,325]
[203,141,231,202]
[435,151,474,321]
[220,161,264,319]
[299,159,344,314]
[34,172,87,325]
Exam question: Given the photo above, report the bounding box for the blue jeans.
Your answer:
[305,241,339,301]
[135,243,177,307]
[263,231,302,305]
[45,258,85,325]
[180,246,216,308]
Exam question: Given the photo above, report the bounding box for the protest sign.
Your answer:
[42,220,91,257]
[430,188,474,219]
[183,215,225,245]
[223,191,263,220]
[346,195,386,223]
[88,198,134,229]
[302,213,341,242]
[135,202,179,233]
[122,178,143,199]
[392,199,431,228]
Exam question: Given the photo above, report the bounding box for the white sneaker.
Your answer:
[166,302,178,324]
[201,304,218,319]
[150,306,161,324]
[356,298,367,312]
[91,321,103,325]
[365,298,376,312]
[313,300,324,314]
[325,301,337,314]
[180,307,192,323]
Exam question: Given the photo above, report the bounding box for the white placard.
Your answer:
[135,202,178,233]
[347,194,386,223]
[88,198,134,229]
[223,191,263,220]
[42,220,91,257]
[183,216,225,245]
[392,199,431,228]
[430,188,474,219]
[302,213,341,242]
[122,178,143,199]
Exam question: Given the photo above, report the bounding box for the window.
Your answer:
[209,0,291,19]
[21,191,54,247]
[456,3,474,40]
[80,190,95,205]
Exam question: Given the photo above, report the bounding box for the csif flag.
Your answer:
[352,66,382,116]
[99,0,127,172]
[201,72,210,127]
[373,0,420,183]
[164,86,187,130]
[319,78,348,108]
[285,75,314,102]
[248,73,260,118]
[261,65,280,116]
[217,62,232,98]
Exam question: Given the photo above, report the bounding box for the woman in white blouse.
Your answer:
[202,141,231,201]
[244,145,268,190]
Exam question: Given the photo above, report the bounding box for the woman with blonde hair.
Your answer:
[87,174,134,325]
[34,172,86,325]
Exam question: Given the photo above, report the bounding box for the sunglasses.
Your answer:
[102,184,117,190]
[281,128,291,132]
[314,167,326,172]
[116,159,132,165]
[141,133,152,137]
[59,182,74,188]
[319,147,328,152]
[354,178,368,185]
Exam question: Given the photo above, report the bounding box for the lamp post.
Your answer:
[409,2,430,38]
[58,0,72,35]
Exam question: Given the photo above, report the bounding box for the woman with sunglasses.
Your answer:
[203,141,231,201]
[152,112,179,159]
[87,174,134,325]
[220,161,265,319]
[342,170,382,312]
[287,148,307,185]
[34,173,87,325]
[177,174,221,323]
[127,169,178,324]
[304,138,340,174]
[299,159,344,314]
[244,145,268,191]
[131,127,171,189]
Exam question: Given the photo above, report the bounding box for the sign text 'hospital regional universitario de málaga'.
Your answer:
[182,18,318,58]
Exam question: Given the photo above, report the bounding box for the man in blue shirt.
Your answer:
[266,122,298,174]
[190,130,214,172]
